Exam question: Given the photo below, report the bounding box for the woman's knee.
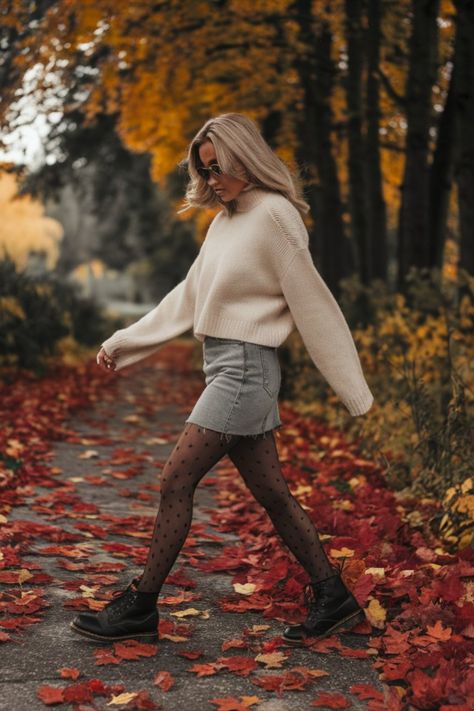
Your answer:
[159,471,195,502]
[249,484,291,513]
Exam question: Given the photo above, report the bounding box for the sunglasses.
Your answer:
[197,163,223,180]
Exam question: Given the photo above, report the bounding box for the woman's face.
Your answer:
[198,140,248,203]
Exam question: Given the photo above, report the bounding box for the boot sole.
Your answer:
[282,609,365,646]
[70,621,159,642]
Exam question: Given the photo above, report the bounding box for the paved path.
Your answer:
[0,347,383,710]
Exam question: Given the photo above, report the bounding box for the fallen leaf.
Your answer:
[254,651,287,668]
[311,691,352,708]
[153,670,175,691]
[106,691,138,705]
[78,450,100,459]
[426,620,452,641]
[58,667,81,680]
[365,598,386,628]
[170,607,208,618]
[330,547,355,558]
[233,583,256,595]
[36,686,65,705]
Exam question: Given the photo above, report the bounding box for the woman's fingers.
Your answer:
[97,348,116,371]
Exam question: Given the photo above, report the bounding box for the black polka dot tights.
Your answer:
[136,422,335,594]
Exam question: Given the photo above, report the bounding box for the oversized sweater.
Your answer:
[101,184,374,417]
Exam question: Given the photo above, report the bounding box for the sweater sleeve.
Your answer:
[101,246,204,371]
[279,247,374,417]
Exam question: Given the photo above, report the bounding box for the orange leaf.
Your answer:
[209,697,261,710]
[57,667,81,679]
[216,656,258,677]
[113,639,158,660]
[36,685,65,705]
[188,662,219,677]
[311,691,352,708]
[153,670,175,691]
[426,620,452,641]
[94,648,120,666]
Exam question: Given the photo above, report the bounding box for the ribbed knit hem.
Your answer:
[343,388,374,416]
[194,313,292,347]
[101,334,164,371]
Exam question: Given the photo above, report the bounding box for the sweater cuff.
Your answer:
[101,332,128,359]
[343,387,374,416]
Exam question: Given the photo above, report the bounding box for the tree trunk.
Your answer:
[453,0,474,275]
[292,0,351,297]
[345,0,371,283]
[429,39,457,270]
[365,0,388,282]
[397,0,440,289]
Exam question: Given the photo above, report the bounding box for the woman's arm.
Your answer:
[279,248,374,416]
[100,246,205,371]
[264,197,374,416]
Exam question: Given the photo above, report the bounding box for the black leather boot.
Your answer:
[70,575,159,642]
[282,564,365,645]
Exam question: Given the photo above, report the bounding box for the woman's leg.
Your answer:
[226,430,336,582]
[136,422,241,593]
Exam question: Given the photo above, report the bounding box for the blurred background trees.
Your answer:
[1,0,472,295]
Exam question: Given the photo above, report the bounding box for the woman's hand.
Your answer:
[96,346,116,372]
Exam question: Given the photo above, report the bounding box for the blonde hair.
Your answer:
[177,112,310,218]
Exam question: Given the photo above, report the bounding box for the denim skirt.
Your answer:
[185,336,282,441]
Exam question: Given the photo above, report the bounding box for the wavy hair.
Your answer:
[177,112,310,218]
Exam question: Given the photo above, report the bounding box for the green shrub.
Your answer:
[0,254,120,375]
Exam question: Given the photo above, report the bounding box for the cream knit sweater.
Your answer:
[101,185,374,416]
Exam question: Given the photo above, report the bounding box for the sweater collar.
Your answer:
[234,185,271,212]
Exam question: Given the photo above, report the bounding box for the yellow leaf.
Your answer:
[123,414,141,423]
[254,652,286,668]
[461,477,472,494]
[329,449,347,458]
[330,547,355,558]
[159,633,189,642]
[107,692,138,705]
[249,624,270,633]
[6,439,24,456]
[291,484,312,496]
[78,450,100,459]
[170,607,207,618]
[18,569,33,584]
[334,500,354,511]
[365,567,385,579]
[233,583,256,595]
[365,598,386,629]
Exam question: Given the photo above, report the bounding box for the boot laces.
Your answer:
[303,581,335,626]
[303,561,346,626]
[107,577,140,618]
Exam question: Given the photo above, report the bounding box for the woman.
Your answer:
[70,112,374,646]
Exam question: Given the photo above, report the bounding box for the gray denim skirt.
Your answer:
[185,336,282,441]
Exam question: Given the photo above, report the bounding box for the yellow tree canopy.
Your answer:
[1,0,456,231]
[0,172,63,270]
